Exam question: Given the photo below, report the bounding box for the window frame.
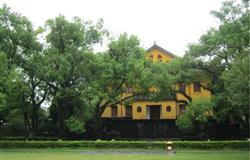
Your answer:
[126,106,132,118]
[137,106,142,112]
[149,54,153,59]
[193,82,201,92]
[126,87,133,93]
[178,83,186,92]
[166,106,171,112]
[111,106,118,117]
[157,54,162,61]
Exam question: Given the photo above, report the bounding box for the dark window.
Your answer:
[166,106,171,112]
[126,106,132,117]
[135,95,148,101]
[111,83,118,90]
[193,82,201,92]
[178,83,186,92]
[150,106,161,119]
[137,95,143,100]
[137,106,142,112]
[179,104,186,115]
[126,87,133,93]
[149,54,153,59]
[111,106,118,117]
[157,54,162,61]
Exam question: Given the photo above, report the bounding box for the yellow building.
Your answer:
[102,44,211,120]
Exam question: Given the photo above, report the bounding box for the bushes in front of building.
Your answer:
[1,140,248,149]
[173,141,249,149]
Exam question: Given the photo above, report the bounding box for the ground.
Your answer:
[0,149,248,160]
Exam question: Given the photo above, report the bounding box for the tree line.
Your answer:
[0,0,249,139]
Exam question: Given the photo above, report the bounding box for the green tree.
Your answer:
[65,116,85,134]
[0,4,41,68]
[5,73,32,137]
[43,15,108,137]
[176,98,213,137]
[222,54,249,130]
[20,53,49,137]
[78,34,150,136]
[0,4,47,138]
[0,52,8,123]
[177,0,249,135]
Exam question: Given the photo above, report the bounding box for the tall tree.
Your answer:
[20,53,49,137]
[222,54,249,130]
[176,0,249,136]
[0,4,48,138]
[0,52,8,123]
[5,72,32,138]
[43,15,108,137]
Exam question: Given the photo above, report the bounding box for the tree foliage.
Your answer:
[65,116,85,134]
[42,15,108,137]
[176,0,249,134]
[177,98,213,133]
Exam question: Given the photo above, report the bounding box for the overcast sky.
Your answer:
[1,0,225,56]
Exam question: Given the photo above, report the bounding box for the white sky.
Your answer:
[1,0,224,56]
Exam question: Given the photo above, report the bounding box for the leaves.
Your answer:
[65,116,85,134]
[0,4,41,67]
[177,0,249,132]
[177,98,213,131]
[222,54,249,116]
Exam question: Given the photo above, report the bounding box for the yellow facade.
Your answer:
[176,83,211,102]
[102,44,211,120]
[146,47,173,63]
[132,101,177,120]
[102,104,125,118]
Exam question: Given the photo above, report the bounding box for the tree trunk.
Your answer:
[58,103,63,138]
[32,104,38,139]
[23,115,28,140]
[94,105,103,139]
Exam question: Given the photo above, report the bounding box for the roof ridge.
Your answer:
[146,44,177,57]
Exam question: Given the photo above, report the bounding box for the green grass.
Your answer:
[0,148,249,160]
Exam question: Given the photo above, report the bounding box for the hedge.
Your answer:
[0,140,248,149]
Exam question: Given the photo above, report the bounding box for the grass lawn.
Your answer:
[0,148,248,160]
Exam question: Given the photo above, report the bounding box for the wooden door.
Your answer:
[126,106,132,118]
[150,106,161,119]
[111,106,118,117]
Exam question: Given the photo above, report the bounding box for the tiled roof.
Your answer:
[146,44,177,57]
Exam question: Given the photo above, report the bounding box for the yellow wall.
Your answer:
[102,106,111,118]
[132,100,177,120]
[176,83,211,102]
[189,83,211,99]
[146,48,173,63]
[132,102,147,119]
[161,101,177,119]
[101,45,211,120]
[102,104,125,118]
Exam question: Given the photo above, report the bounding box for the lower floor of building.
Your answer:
[101,100,187,120]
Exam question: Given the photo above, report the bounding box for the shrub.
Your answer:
[65,116,85,134]
[105,130,121,140]
[1,140,248,149]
